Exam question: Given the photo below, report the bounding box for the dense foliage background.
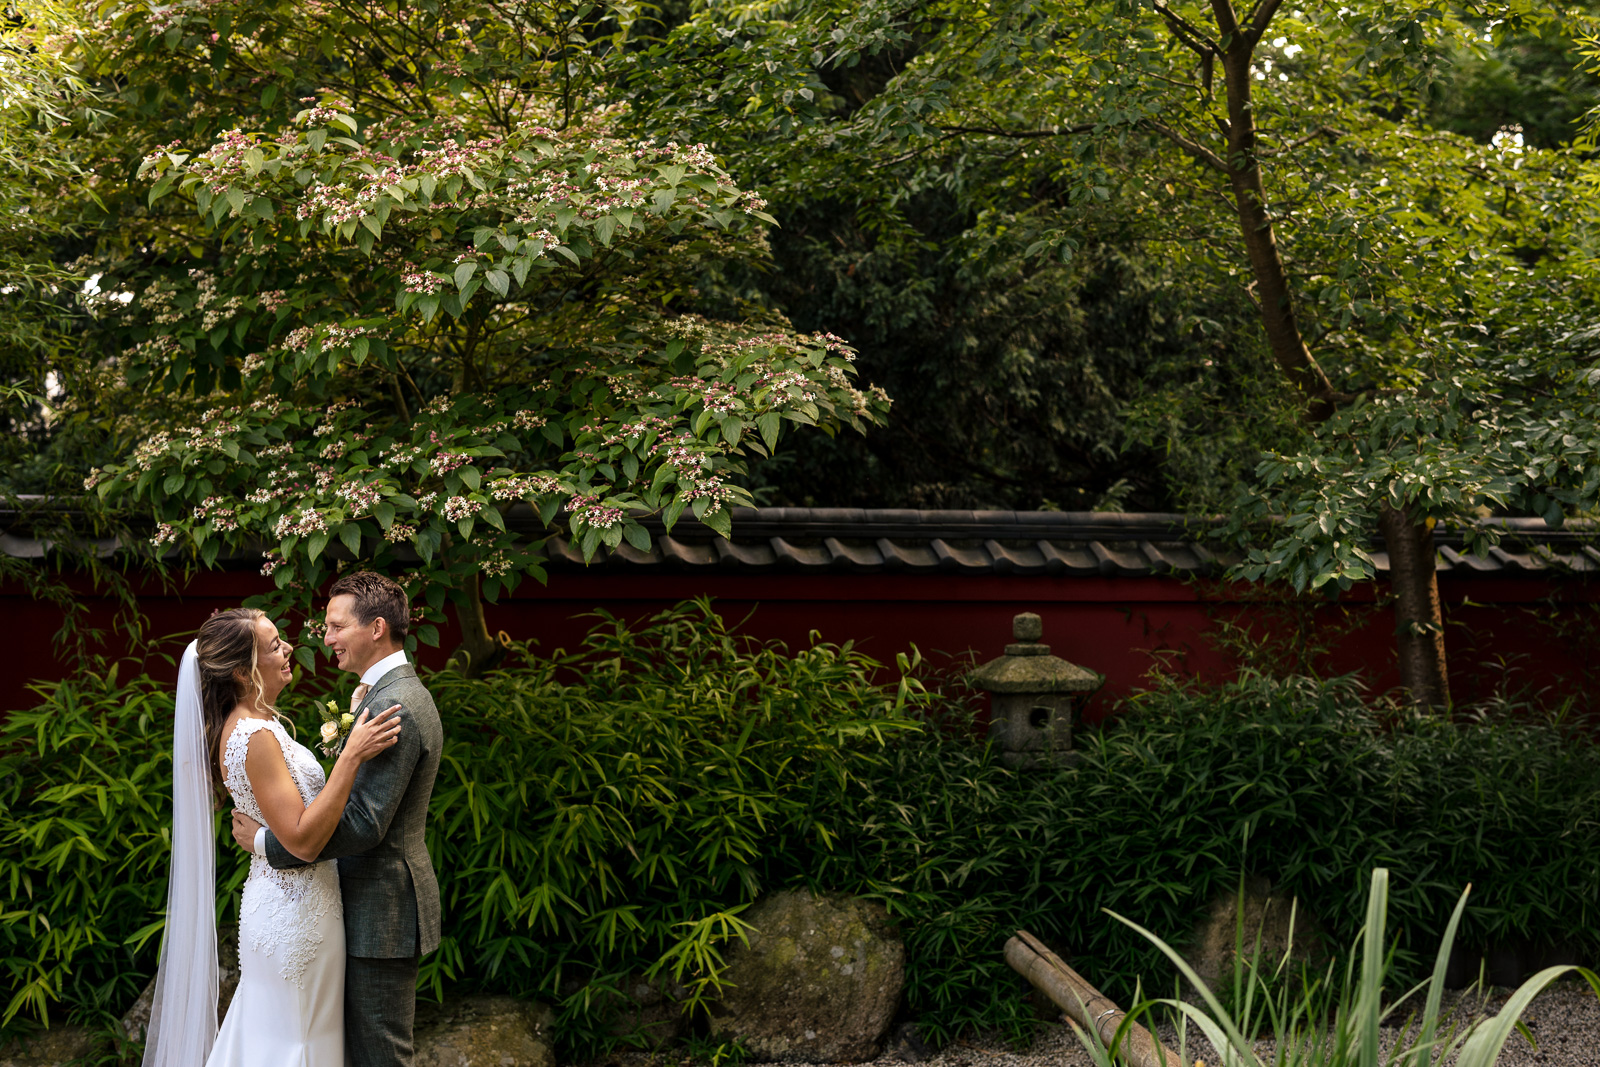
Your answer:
[5,605,1597,1055]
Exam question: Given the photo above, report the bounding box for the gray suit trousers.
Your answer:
[346,954,419,1067]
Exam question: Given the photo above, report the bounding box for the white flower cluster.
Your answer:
[570,495,623,529]
[384,522,417,543]
[489,474,560,500]
[150,522,179,547]
[403,272,446,294]
[442,496,481,522]
[132,433,171,471]
[512,410,546,430]
[273,509,328,539]
[192,496,238,532]
[429,452,470,475]
[383,444,424,468]
[482,551,515,578]
[337,482,383,515]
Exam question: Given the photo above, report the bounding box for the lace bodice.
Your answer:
[224,717,327,818]
[223,716,342,987]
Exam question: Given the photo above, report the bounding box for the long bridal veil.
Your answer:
[142,641,219,1067]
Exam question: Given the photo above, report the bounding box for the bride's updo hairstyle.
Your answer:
[194,607,271,793]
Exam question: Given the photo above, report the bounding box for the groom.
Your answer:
[231,571,442,1067]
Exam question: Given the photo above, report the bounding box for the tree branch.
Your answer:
[1143,119,1228,173]
[872,123,1097,168]
[1151,0,1221,56]
[937,123,1098,138]
[1257,125,1340,157]
[1208,0,1241,42]
[1245,0,1288,39]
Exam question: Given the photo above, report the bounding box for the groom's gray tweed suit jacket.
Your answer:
[265,663,443,958]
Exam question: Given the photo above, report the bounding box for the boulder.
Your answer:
[710,890,905,1063]
[0,1028,99,1067]
[121,923,243,1041]
[1186,875,1327,997]
[414,995,556,1067]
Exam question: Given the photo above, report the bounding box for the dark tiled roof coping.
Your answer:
[2,501,1596,577]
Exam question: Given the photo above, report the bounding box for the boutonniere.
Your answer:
[317,699,357,757]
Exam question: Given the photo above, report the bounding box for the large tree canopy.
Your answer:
[621,0,1600,701]
[8,0,1600,697]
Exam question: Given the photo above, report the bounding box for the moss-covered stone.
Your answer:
[1186,875,1328,998]
[710,890,904,1063]
[0,1027,101,1067]
[414,995,555,1067]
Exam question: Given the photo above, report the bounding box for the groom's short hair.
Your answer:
[328,571,409,642]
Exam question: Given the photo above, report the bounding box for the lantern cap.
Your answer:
[969,613,1100,695]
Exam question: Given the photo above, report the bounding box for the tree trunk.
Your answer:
[1216,24,1339,421]
[448,573,504,678]
[1376,503,1450,707]
[1205,9,1452,699]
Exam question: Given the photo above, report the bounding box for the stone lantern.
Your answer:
[969,612,1100,769]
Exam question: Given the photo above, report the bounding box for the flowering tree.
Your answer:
[78,20,888,669]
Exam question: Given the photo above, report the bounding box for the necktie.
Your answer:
[349,682,371,717]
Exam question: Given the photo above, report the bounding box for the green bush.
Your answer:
[3,606,1598,1057]
[417,603,922,1050]
[0,601,922,1057]
[819,670,1600,1044]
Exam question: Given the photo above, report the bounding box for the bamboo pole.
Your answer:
[1004,930,1190,1067]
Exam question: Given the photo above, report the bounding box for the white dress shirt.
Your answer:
[253,648,410,857]
[360,648,410,688]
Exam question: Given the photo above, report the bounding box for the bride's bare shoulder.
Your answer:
[217,711,280,774]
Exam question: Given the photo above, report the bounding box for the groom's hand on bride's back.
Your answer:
[232,810,262,853]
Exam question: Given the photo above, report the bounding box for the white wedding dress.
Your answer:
[208,717,345,1067]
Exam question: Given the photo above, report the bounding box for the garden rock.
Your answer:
[710,889,904,1062]
[414,995,555,1067]
[0,1028,99,1067]
[1187,875,1327,997]
[121,923,242,1041]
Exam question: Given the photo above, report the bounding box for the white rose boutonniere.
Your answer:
[317,699,353,757]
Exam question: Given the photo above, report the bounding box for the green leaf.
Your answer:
[702,507,732,539]
[758,412,781,450]
[307,530,331,561]
[454,261,478,290]
[338,522,362,556]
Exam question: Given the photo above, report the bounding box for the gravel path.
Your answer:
[735,981,1600,1067]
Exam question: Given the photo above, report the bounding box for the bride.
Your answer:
[142,607,401,1067]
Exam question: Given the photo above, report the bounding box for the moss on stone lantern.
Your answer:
[968,612,1100,769]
